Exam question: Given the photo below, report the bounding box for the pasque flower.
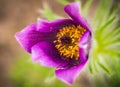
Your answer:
[15,2,91,85]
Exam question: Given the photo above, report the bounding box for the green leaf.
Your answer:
[98,61,110,73]
[57,0,69,5]
[74,0,80,2]
[95,16,116,40]
[82,0,93,17]
[88,63,93,73]
[38,2,62,20]
[93,0,112,28]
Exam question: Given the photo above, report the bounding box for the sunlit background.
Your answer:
[0,0,120,87]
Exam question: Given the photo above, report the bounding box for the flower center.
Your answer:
[60,36,72,44]
[54,25,86,60]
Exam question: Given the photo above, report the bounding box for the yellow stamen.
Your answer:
[54,25,86,60]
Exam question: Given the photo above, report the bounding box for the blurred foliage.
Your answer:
[88,0,120,87]
[11,0,120,87]
[38,2,62,21]
[57,0,69,5]
[10,54,67,87]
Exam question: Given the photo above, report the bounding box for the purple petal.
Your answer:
[79,48,87,62]
[80,31,91,45]
[15,24,55,53]
[31,41,68,68]
[37,19,50,32]
[79,31,91,61]
[64,2,90,31]
[37,19,77,32]
[55,61,87,85]
[55,28,91,85]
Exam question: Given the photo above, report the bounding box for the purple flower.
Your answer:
[15,2,91,85]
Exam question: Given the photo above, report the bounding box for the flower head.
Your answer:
[15,2,91,85]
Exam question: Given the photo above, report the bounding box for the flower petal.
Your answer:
[55,28,91,85]
[37,18,50,32]
[64,2,90,31]
[79,30,91,62]
[37,19,77,32]
[80,31,91,45]
[55,61,87,85]
[15,24,55,53]
[31,41,68,68]
[79,47,88,62]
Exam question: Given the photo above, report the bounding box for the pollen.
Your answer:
[54,25,86,60]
